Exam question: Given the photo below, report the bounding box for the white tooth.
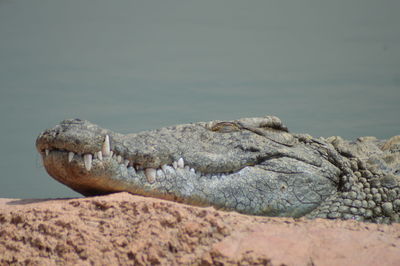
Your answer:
[45,149,49,156]
[119,165,128,177]
[162,165,176,175]
[184,166,190,171]
[124,160,129,167]
[177,158,184,168]
[102,135,111,157]
[97,151,103,161]
[157,169,165,181]
[68,152,74,162]
[190,168,195,173]
[109,151,114,158]
[156,169,165,179]
[116,155,122,163]
[84,154,93,171]
[161,164,168,173]
[172,161,178,169]
[128,166,136,175]
[145,168,156,184]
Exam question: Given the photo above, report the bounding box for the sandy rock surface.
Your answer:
[0,192,399,265]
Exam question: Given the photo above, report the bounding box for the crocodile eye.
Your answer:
[210,122,241,133]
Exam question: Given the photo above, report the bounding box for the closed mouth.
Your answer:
[39,134,242,189]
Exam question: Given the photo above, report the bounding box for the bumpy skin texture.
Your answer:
[36,116,400,223]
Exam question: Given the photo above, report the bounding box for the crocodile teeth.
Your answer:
[145,168,156,184]
[97,151,103,161]
[45,149,49,156]
[162,164,175,175]
[124,160,129,167]
[172,161,178,169]
[68,152,74,162]
[177,157,184,168]
[128,166,136,175]
[102,135,111,157]
[116,155,122,163]
[84,154,92,171]
[156,169,164,178]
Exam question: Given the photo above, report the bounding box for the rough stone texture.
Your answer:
[1,193,399,265]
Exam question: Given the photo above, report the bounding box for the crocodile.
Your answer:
[36,116,400,223]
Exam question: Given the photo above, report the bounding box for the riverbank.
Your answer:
[1,192,399,265]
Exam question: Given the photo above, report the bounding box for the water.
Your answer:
[0,0,399,198]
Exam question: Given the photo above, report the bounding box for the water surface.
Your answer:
[0,0,399,198]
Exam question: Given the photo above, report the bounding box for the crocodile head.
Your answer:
[36,116,342,218]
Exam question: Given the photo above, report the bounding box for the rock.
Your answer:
[0,192,399,265]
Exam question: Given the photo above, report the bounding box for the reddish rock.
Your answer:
[0,192,399,265]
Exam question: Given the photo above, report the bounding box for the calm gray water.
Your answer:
[0,0,399,198]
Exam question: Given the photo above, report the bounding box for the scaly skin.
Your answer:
[36,116,400,223]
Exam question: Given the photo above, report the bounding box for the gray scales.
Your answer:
[36,116,400,223]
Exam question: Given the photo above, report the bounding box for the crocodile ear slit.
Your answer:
[210,122,241,133]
